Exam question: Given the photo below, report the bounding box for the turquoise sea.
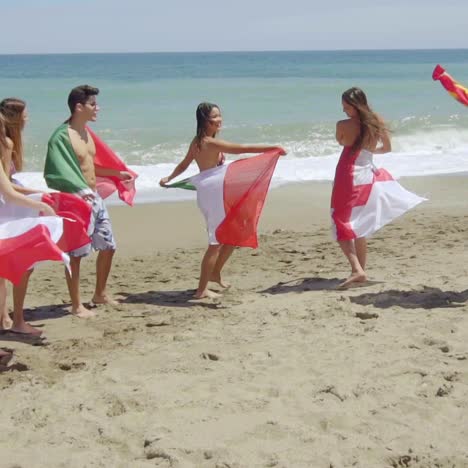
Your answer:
[1,49,467,203]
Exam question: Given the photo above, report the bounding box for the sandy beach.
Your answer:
[1,174,468,468]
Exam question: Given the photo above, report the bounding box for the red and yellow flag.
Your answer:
[432,64,468,107]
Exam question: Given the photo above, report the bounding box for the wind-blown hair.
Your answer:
[68,84,99,114]
[0,97,26,172]
[342,87,388,152]
[0,114,7,150]
[195,102,219,148]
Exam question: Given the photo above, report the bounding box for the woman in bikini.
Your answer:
[160,102,285,299]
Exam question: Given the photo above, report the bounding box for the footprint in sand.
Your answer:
[146,321,171,328]
[144,447,176,466]
[442,371,459,382]
[355,311,379,320]
[436,384,453,397]
[58,362,86,371]
[200,352,220,361]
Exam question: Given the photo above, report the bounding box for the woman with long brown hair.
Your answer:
[0,98,42,194]
[332,87,425,288]
[0,98,48,335]
[160,102,285,298]
[0,110,56,342]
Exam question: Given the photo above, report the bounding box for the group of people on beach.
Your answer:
[158,88,423,294]
[0,84,424,367]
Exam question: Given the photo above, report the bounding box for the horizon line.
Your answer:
[0,47,467,57]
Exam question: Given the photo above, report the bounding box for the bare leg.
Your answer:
[0,310,12,330]
[210,244,235,288]
[65,257,95,318]
[0,279,12,330]
[0,280,14,364]
[91,249,117,305]
[337,239,367,289]
[195,245,222,299]
[355,237,367,270]
[11,270,43,335]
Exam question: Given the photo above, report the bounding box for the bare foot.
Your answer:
[0,313,13,331]
[70,304,96,318]
[209,274,230,289]
[338,272,367,289]
[91,295,119,307]
[193,289,222,299]
[10,322,43,336]
[0,349,13,366]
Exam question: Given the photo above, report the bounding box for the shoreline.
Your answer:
[16,166,468,208]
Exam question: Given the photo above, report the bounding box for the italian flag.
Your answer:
[168,149,282,247]
[433,64,468,107]
[0,193,91,284]
[44,123,138,205]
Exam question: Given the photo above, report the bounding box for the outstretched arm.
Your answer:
[159,142,196,186]
[206,137,286,155]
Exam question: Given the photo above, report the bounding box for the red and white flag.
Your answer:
[171,149,282,247]
[0,193,91,284]
[331,148,426,240]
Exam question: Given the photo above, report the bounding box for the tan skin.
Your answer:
[1,109,43,196]
[0,109,51,335]
[335,99,391,289]
[0,141,55,336]
[65,95,133,317]
[160,106,285,299]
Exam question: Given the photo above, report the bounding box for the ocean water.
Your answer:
[1,49,467,204]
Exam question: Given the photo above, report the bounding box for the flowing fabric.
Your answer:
[432,64,468,107]
[44,123,138,205]
[0,193,92,284]
[169,150,282,247]
[331,147,426,241]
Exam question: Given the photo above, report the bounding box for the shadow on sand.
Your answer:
[350,287,468,310]
[0,329,48,347]
[23,305,70,322]
[118,289,220,310]
[261,277,343,294]
[0,304,70,347]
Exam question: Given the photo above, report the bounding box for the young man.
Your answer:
[44,85,134,317]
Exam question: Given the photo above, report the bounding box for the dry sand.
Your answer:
[1,175,467,468]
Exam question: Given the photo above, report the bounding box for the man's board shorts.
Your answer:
[70,193,116,257]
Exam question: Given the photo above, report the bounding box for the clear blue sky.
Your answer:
[1,0,467,54]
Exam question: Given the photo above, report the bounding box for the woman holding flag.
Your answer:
[0,98,91,338]
[0,112,56,345]
[332,87,425,288]
[0,98,50,334]
[160,102,285,299]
